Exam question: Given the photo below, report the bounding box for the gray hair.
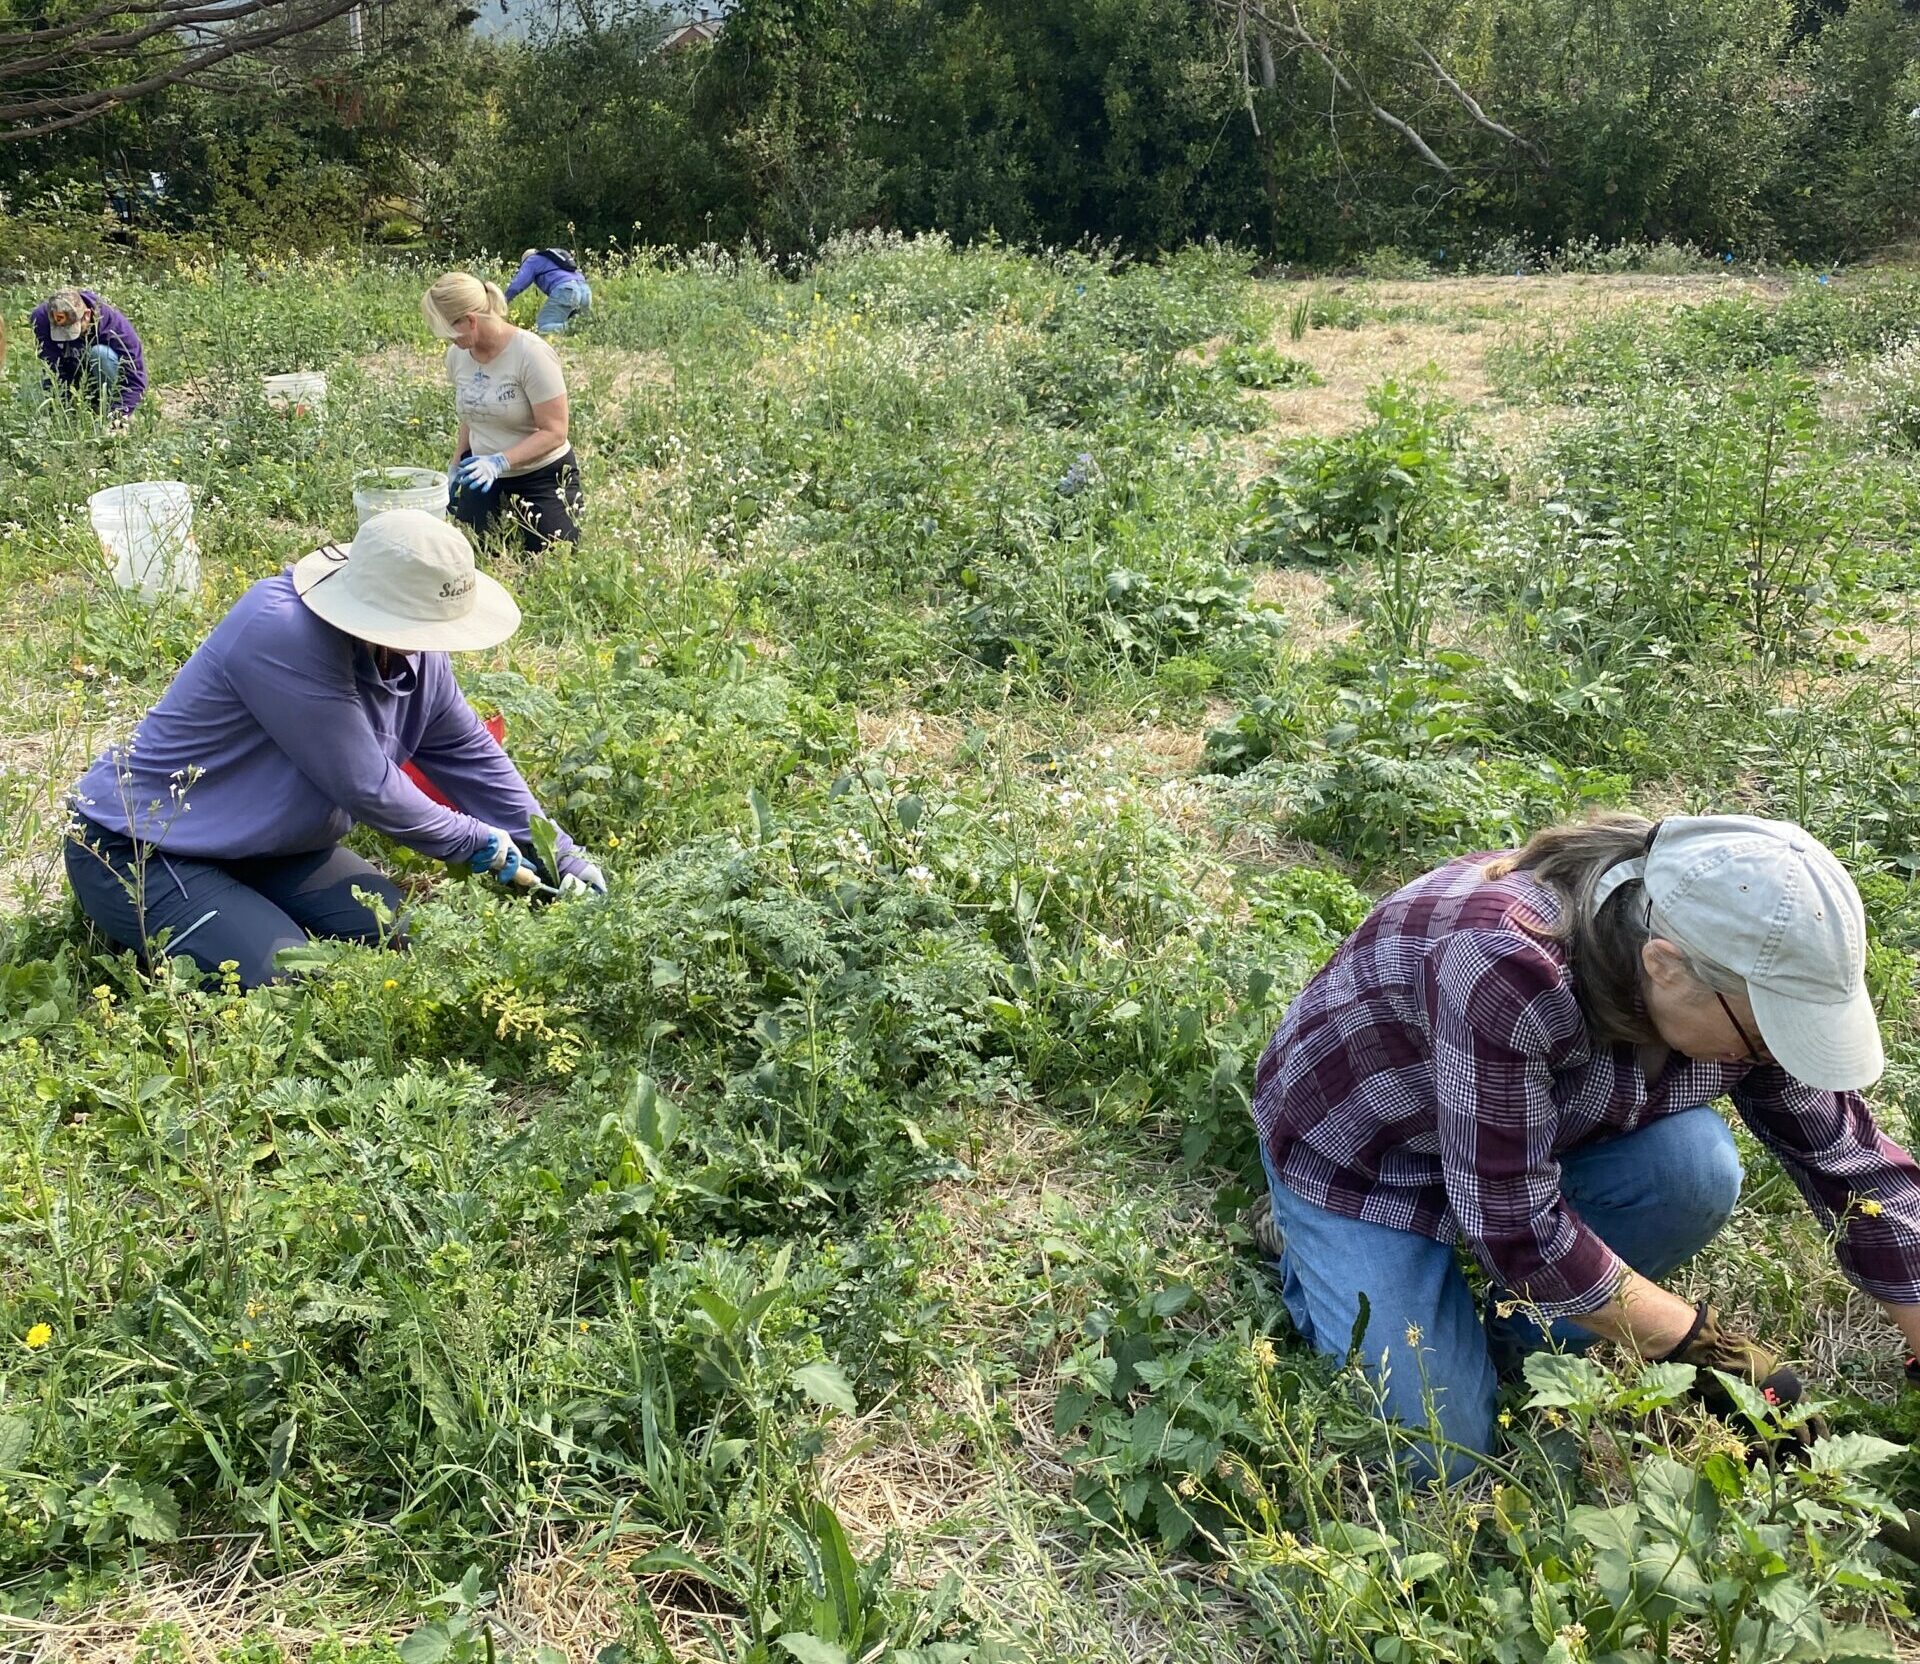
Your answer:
[1488,814,1746,1045]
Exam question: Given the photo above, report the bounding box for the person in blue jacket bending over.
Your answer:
[65,509,607,988]
[504,248,592,335]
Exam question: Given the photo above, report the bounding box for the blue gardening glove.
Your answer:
[468,828,540,891]
[558,857,606,898]
[457,452,510,493]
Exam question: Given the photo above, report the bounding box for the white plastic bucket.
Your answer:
[352,466,448,526]
[263,371,327,417]
[88,482,200,601]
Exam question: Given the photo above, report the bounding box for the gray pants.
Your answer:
[65,819,404,988]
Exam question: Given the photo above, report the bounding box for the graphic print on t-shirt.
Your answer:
[447,332,569,476]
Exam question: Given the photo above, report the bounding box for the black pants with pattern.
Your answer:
[450,447,582,552]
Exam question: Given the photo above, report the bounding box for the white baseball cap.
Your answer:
[292,509,520,652]
[1593,815,1882,1091]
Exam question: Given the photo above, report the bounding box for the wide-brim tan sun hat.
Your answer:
[292,508,520,652]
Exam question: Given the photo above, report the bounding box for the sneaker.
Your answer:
[1240,1197,1287,1263]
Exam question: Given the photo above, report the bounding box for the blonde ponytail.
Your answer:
[422,272,509,340]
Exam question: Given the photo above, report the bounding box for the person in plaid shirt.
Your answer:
[1252,813,1920,1480]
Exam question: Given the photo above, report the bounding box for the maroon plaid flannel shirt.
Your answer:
[1253,853,1920,1319]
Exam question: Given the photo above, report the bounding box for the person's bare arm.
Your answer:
[1883,1302,1920,1360]
[498,391,568,469]
[1566,1269,1699,1356]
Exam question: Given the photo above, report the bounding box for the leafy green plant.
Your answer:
[1245,381,1474,656]
[1052,1273,1266,1549]
[1218,1349,1913,1664]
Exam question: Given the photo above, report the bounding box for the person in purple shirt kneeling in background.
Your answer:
[65,509,607,989]
[504,247,591,336]
[33,287,147,419]
[1251,813,1920,1481]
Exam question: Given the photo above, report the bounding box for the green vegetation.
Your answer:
[4,241,1920,1658]
[4,0,1918,268]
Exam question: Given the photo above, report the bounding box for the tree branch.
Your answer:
[0,0,305,88]
[1278,0,1452,174]
[0,0,213,55]
[1411,42,1549,171]
[1213,0,1548,179]
[0,0,365,137]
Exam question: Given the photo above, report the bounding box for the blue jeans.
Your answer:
[58,344,122,409]
[535,277,590,334]
[1260,1105,1743,1482]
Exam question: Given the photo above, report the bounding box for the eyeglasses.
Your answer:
[1714,989,1770,1067]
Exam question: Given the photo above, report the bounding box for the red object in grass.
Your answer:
[403,711,506,807]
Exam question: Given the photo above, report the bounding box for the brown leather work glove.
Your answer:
[1661,1302,1827,1454]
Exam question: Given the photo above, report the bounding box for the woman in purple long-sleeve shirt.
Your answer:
[32,288,147,418]
[65,510,606,987]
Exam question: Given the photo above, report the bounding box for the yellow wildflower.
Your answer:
[23,1323,52,1350]
[1861,1199,1885,1217]
[1498,1409,1513,1429]
[384,979,399,990]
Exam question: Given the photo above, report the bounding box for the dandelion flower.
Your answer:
[1861,1199,1885,1217]
[384,979,398,990]
[23,1323,52,1350]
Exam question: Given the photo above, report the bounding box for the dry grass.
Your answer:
[0,1546,392,1664]
[1254,319,1494,440]
[1249,566,1357,654]
[1249,272,1782,444]
[855,709,970,764]
[0,1533,727,1664]
[565,347,673,407]
[349,344,439,386]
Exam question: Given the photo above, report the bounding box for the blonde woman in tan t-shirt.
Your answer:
[421,272,582,552]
